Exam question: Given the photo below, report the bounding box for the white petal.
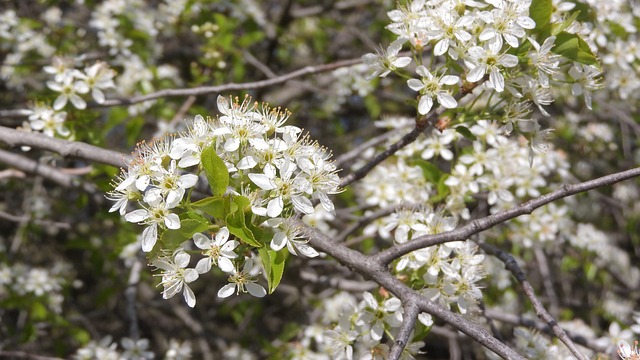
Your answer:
[266,197,284,218]
[441,75,459,85]
[218,257,235,273]
[291,196,314,214]
[193,233,210,249]
[237,156,258,170]
[489,69,505,92]
[407,78,425,91]
[195,258,212,274]
[183,285,196,307]
[164,213,181,229]
[141,224,157,252]
[294,243,319,258]
[466,65,486,83]
[246,283,266,298]
[271,232,287,251]
[224,138,240,152]
[53,95,67,110]
[417,96,433,115]
[125,209,149,223]
[434,38,449,56]
[174,251,191,267]
[437,93,458,109]
[392,56,412,68]
[215,227,230,245]
[179,174,199,188]
[135,175,150,191]
[248,173,276,190]
[217,283,236,298]
[183,268,199,283]
[371,322,384,341]
[500,54,519,68]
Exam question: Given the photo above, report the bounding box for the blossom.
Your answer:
[46,72,89,110]
[407,66,459,115]
[74,61,116,104]
[357,292,403,341]
[264,217,319,257]
[124,200,181,252]
[362,39,411,80]
[193,227,239,274]
[528,36,560,87]
[479,0,536,48]
[153,250,199,308]
[569,62,604,110]
[217,258,266,298]
[465,41,519,92]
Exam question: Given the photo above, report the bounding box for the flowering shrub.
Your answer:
[1,0,640,359]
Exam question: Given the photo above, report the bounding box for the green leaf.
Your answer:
[191,196,226,218]
[411,159,442,184]
[201,144,229,196]
[552,32,599,66]
[258,247,287,294]
[160,217,210,250]
[530,0,552,36]
[226,196,261,247]
[455,125,477,141]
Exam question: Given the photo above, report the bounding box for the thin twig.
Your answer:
[533,248,560,318]
[0,149,97,193]
[125,260,143,340]
[483,309,609,354]
[374,166,640,265]
[480,242,588,360]
[334,128,401,169]
[0,127,131,168]
[0,209,71,230]
[389,300,419,360]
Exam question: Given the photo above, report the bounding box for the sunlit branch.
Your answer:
[0,126,131,168]
[373,166,640,265]
[388,300,419,360]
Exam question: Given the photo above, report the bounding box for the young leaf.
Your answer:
[455,125,477,141]
[530,0,552,36]
[258,247,286,294]
[226,196,261,247]
[191,196,226,219]
[552,32,599,66]
[201,144,229,196]
[160,217,210,250]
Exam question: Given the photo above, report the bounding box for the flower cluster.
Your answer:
[108,95,341,306]
[284,291,426,360]
[362,0,604,156]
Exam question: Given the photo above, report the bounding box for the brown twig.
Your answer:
[388,300,420,360]
[479,242,588,360]
[0,127,131,168]
[374,166,640,265]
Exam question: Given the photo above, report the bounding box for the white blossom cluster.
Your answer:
[73,336,192,360]
[20,59,117,140]
[108,95,341,307]
[361,0,604,152]
[285,291,426,360]
[0,262,67,314]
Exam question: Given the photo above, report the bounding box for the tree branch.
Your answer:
[298,220,525,359]
[0,149,97,193]
[374,166,640,265]
[389,300,419,360]
[0,127,131,168]
[480,242,588,360]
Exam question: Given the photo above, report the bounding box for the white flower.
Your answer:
[74,62,116,104]
[465,41,519,92]
[193,227,239,274]
[357,292,403,341]
[217,258,267,298]
[528,36,560,87]
[479,0,535,48]
[362,39,411,80]
[120,338,154,360]
[153,250,199,308]
[124,201,181,252]
[569,63,604,110]
[407,66,459,115]
[264,217,319,257]
[46,72,89,110]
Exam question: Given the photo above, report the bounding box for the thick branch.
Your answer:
[0,127,131,168]
[480,243,588,360]
[374,166,640,265]
[298,220,525,359]
[389,300,420,360]
[0,149,97,193]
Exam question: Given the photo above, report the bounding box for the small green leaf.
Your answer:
[530,0,552,35]
[160,217,210,250]
[552,32,599,66]
[455,125,477,141]
[258,247,287,294]
[191,196,226,218]
[410,159,442,184]
[226,196,261,247]
[201,144,229,196]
